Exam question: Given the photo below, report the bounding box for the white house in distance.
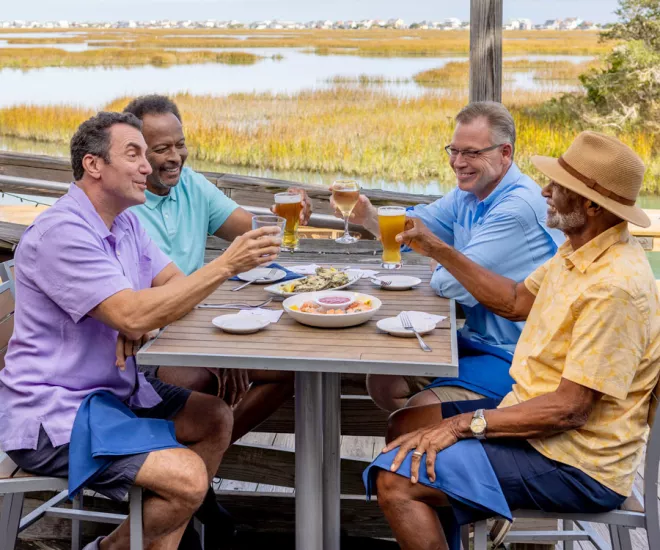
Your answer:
[505,18,533,30]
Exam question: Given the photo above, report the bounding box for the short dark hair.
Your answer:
[70,111,142,181]
[122,94,182,123]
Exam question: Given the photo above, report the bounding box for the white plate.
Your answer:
[377,316,436,337]
[212,314,270,334]
[371,275,422,291]
[236,267,286,284]
[265,270,362,297]
[283,291,381,328]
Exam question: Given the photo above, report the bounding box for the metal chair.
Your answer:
[472,386,660,550]
[0,259,14,287]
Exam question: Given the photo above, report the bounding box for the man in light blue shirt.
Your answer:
[124,96,311,455]
[338,102,563,411]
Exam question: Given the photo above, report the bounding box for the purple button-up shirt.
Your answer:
[0,184,173,451]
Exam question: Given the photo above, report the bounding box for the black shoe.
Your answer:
[194,487,237,549]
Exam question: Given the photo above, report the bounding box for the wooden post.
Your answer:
[469,0,503,103]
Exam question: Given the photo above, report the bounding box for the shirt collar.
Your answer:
[560,222,630,274]
[67,183,128,243]
[143,186,177,210]
[467,163,521,212]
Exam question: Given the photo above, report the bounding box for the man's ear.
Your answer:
[586,200,602,217]
[81,153,103,180]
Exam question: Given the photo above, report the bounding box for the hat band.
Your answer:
[558,156,636,207]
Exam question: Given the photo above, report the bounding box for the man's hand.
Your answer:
[219,368,251,407]
[218,226,282,277]
[396,217,444,258]
[330,195,379,235]
[382,416,465,484]
[115,329,160,371]
[270,188,313,226]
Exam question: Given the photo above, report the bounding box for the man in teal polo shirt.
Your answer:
[125,95,311,445]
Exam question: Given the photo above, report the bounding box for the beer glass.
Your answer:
[331,179,360,244]
[378,206,406,269]
[273,192,303,251]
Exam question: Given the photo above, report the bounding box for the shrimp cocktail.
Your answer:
[331,180,360,244]
[273,192,303,251]
[378,206,406,269]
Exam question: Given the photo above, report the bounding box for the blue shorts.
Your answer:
[442,398,626,514]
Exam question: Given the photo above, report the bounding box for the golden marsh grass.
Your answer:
[0,48,260,69]
[1,88,657,192]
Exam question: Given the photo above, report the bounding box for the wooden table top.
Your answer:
[138,262,458,377]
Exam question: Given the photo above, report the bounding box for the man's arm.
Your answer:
[398,217,536,321]
[213,207,254,241]
[91,226,281,340]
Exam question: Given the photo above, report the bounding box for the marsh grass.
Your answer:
[0,48,260,69]
[0,29,610,62]
[1,88,656,191]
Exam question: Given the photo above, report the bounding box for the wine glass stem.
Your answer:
[344,215,350,238]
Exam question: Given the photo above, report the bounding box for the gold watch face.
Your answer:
[471,417,487,434]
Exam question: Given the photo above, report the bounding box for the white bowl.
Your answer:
[313,291,356,311]
[212,314,270,334]
[283,291,381,328]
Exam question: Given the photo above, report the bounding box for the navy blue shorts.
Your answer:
[441,398,626,514]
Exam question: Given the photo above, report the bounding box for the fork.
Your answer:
[197,298,273,310]
[231,268,279,292]
[371,278,392,288]
[400,311,432,352]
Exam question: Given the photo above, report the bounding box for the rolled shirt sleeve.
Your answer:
[562,283,648,400]
[136,221,174,281]
[430,213,527,308]
[29,221,134,324]
[524,259,550,297]
[407,191,457,246]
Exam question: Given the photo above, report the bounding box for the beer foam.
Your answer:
[378,207,406,216]
[275,193,302,204]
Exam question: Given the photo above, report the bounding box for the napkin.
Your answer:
[230,263,305,282]
[398,311,447,326]
[289,264,321,275]
[237,308,283,323]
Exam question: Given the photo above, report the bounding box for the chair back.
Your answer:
[644,376,660,545]
[0,279,15,372]
[0,259,14,286]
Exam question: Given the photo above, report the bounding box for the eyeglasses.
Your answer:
[444,143,505,160]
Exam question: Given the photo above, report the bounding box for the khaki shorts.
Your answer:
[403,375,485,402]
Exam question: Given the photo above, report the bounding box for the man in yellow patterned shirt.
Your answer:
[364,131,660,550]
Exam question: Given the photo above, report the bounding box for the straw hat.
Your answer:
[531,131,649,228]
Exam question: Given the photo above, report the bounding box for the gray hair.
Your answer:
[70,111,143,181]
[455,101,516,157]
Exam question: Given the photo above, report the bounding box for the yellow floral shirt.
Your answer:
[499,222,660,496]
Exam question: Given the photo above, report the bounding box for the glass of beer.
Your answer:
[378,206,406,269]
[331,179,360,244]
[274,192,303,251]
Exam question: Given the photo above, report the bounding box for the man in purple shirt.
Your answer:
[0,112,282,550]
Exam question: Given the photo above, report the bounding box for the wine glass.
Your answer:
[331,180,360,244]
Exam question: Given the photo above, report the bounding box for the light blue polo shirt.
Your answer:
[408,163,564,353]
[131,167,239,275]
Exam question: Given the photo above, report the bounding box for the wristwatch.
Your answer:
[470,409,487,440]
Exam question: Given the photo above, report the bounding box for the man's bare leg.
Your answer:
[157,367,294,443]
[367,374,419,412]
[376,470,452,550]
[100,392,233,550]
[230,369,293,443]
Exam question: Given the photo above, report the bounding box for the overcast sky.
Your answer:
[3,0,621,25]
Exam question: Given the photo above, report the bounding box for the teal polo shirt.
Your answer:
[131,167,239,275]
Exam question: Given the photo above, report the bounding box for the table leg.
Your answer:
[323,372,341,550]
[295,371,323,550]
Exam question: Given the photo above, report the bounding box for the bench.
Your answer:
[0,273,144,550]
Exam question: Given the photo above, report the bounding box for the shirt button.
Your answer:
[117,251,121,256]
[165,214,169,218]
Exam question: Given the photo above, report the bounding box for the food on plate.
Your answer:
[297,298,373,315]
[280,267,350,293]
